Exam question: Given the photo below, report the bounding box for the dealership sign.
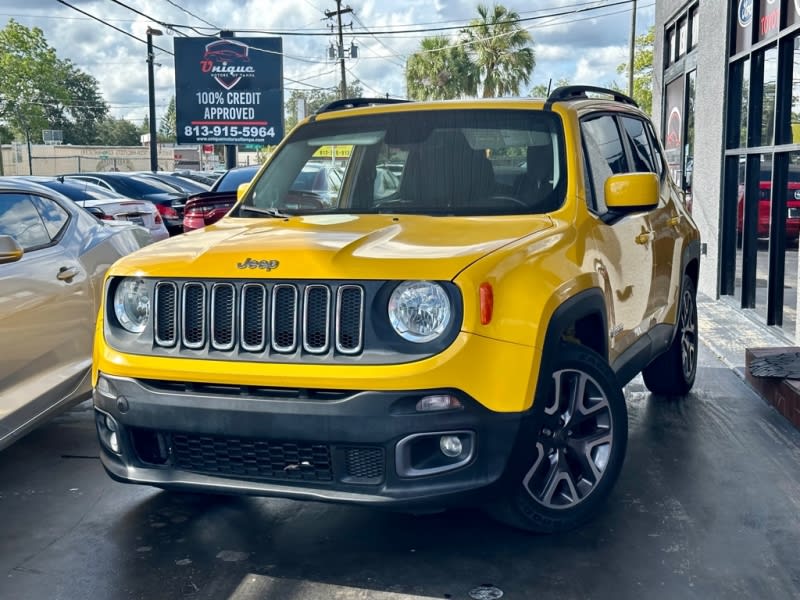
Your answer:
[174,37,284,145]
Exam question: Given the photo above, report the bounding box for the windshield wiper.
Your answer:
[239,206,291,218]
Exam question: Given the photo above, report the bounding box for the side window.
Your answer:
[581,115,628,213]
[0,193,53,251]
[621,116,657,174]
[29,195,69,240]
[645,121,665,179]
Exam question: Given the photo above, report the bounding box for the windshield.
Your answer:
[236,109,566,217]
[214,166,259,193]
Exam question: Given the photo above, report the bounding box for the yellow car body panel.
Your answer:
[91,90,701,523]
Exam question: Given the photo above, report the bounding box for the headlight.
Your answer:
[113,278,150,333]
[388,281,451,343]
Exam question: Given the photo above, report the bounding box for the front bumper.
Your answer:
[94,374,526,507]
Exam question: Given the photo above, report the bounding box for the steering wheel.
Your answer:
[489,194,529,208]
[279,190,325,211]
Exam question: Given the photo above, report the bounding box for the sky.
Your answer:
[2,0,654,126]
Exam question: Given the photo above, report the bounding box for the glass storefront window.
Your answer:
[755,154,772,323]
[735,155,746,304]
[757,0,780,42]
[678,17,688,57]
[740,58,751,147]
[759,46,778,146]
[685,71,696,196]
[784,152,800,338]
[733,0,753,54]
[664,77,685,187]
[666,27,676,67]
[789,36,800,145]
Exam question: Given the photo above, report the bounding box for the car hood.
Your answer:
[110,213,553,280]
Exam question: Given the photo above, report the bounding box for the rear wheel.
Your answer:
[490,344,628,533]
[642,274,698,396]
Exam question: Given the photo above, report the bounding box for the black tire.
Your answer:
[489,343,628,533]
[642,274,698,396]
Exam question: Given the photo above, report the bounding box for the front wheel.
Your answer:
[642,274,698,396]
[490,344,628,533]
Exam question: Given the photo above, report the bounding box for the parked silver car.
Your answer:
[0,178,153,450]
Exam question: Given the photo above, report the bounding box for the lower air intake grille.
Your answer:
[170,434,333,482]
[344,447,385,482]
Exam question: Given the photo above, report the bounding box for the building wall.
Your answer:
[654,0,730,301]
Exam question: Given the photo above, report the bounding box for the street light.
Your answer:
[146,27,163,172]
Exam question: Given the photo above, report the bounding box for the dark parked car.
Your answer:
[182,165,259,231]
[61,172,185,235]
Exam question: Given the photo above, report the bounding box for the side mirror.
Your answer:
[237,182,251,202]
[0,235,24,264]
[605,172,659,212]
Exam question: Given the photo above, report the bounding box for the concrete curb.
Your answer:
[698,292,791,377]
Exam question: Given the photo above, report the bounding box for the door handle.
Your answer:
[635,231,653,245]
[57,266,79,281]
[668,215,682,227]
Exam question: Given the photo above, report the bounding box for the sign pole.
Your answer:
[220,30,237,170]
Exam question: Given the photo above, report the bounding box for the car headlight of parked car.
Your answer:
[388,280,452,343]
[113,278,150,333]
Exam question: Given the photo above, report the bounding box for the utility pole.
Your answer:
[627,0,637,98]
[146,27,163,172]
[326,0,353,99]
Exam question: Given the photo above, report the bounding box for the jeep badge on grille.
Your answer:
[237,258,280,271]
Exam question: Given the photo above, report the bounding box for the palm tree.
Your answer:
[405,36,477,100]
[461,4,535,98]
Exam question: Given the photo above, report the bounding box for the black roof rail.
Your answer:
[545,85,638,109]
[314,97,411,115]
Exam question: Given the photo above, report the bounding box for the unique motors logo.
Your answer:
[237,258,280,271]
[200,39,256,90]
[738,0,753,27]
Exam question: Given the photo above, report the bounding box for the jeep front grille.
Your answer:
[153,281,365,356]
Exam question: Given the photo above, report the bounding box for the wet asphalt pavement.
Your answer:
[2,337,800,600]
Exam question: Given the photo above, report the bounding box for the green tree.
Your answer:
[0,20,107,146]
[461,4,535,98]
[529,77,571,99]
[159,96,176,142]
[45,64,107,144]
[94,117,141,146]
[405,36,477,100]
[284,82,364,132]
[616,26,654,114]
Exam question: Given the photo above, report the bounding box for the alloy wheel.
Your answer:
[523,368,613,509]
[679,288,697,381]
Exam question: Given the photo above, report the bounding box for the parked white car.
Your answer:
[21,177,169,242]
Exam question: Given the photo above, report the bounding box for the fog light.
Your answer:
[109,431,120,453]
[96,410,122,456]
[105,415,117,433]
[440,435,463,458]
[416,394,462,412]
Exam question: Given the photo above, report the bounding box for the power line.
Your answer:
[55,0,174,55]
[104,0,188,36]
[165,0,637,37]
[162,0,219,29]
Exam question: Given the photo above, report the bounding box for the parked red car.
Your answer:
[182,166,259,231]
[737,165,800,240]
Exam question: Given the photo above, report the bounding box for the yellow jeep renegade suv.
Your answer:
[94,86,700,532]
